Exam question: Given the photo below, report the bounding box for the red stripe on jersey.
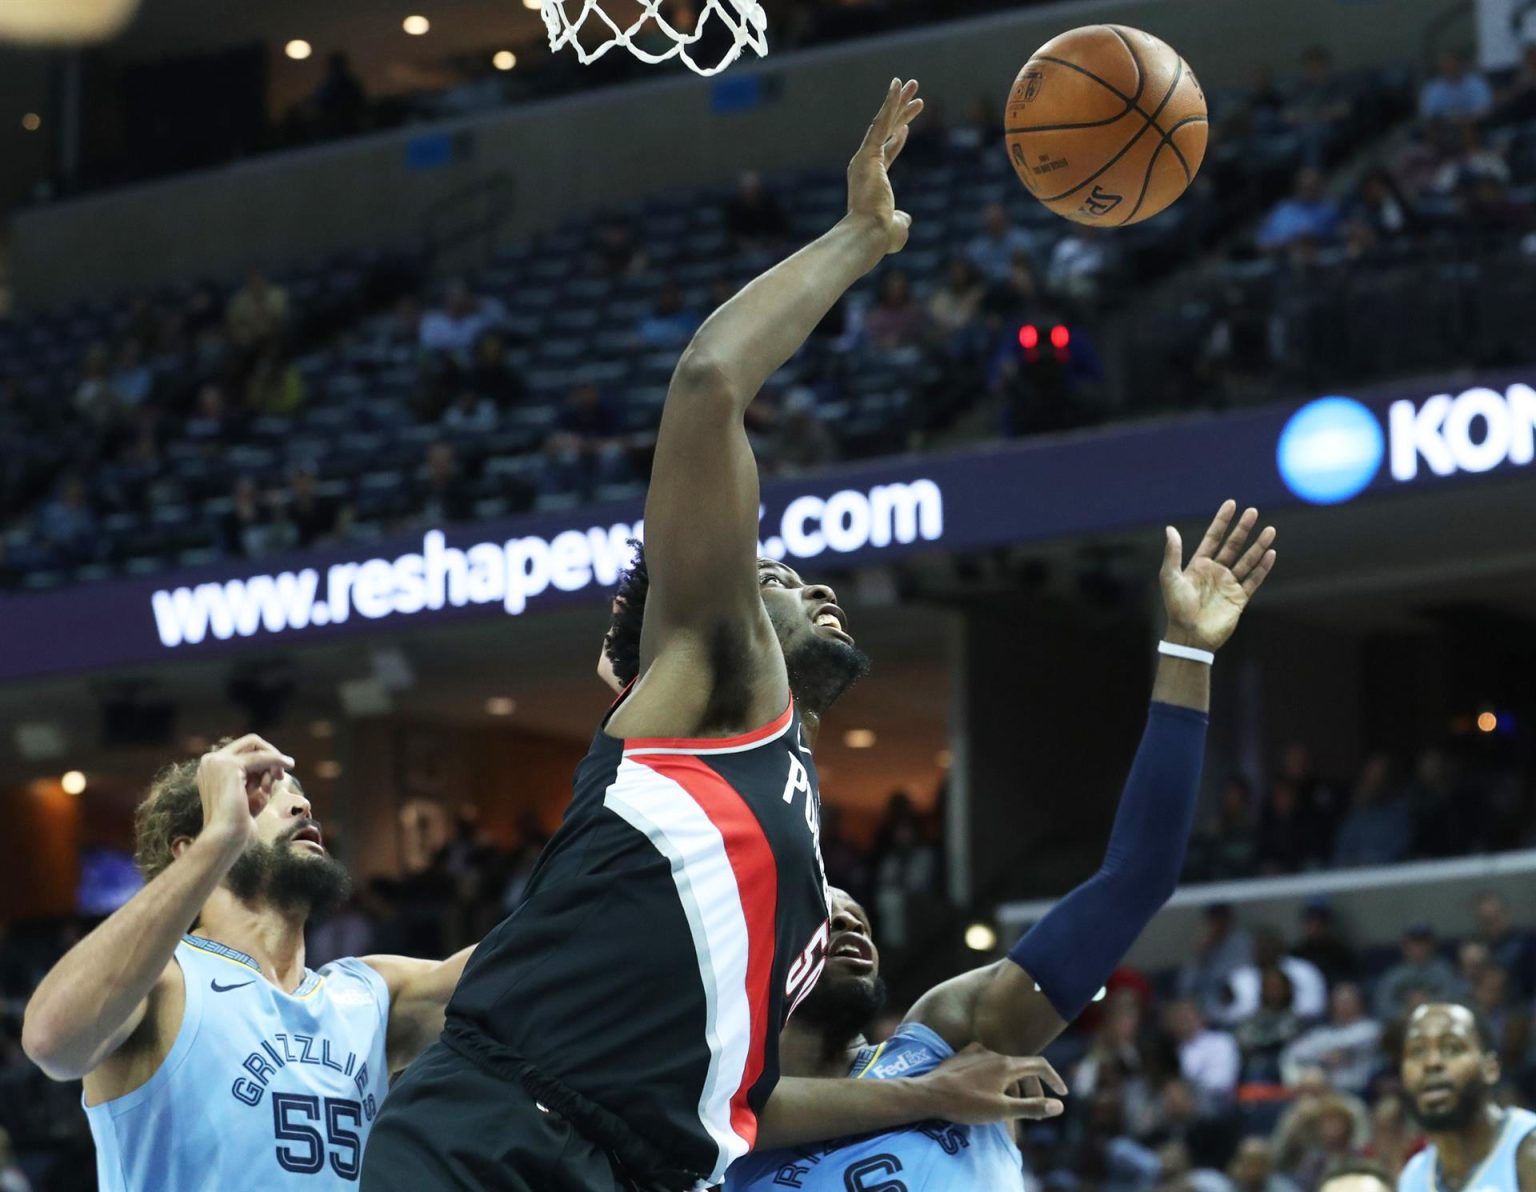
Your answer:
[629,754,779,1148]
[624,702,794,754]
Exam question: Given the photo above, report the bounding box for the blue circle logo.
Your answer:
[1276,397,1384,505]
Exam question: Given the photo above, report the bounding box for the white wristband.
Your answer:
[1159,640,1215,666]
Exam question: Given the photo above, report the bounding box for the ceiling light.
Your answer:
[486,697,517,717]
[316,760,342,779]
[285,39,313,60]
[310,720,335,739]
[403,15,430,35]
[493,50,517,70]
[1478,711,1498,734]
[21,112,41,132]
[61,770,86,796]
[964,923,997,952]
[843,729,876,749]
[523,0,542,9]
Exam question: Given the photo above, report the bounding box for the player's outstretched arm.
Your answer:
[755,1047,1065,1151]
[629,81,921,722]
[21,736,291,1083]
[906,501,1278,1057]
[362,946,477,1074]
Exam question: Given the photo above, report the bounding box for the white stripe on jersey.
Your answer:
[603,757,754,1186]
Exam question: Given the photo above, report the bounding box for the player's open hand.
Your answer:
[847,78,923,255]
[916,1043,1067,1124]
[1160,499,1277,653]
[196,734,294,853]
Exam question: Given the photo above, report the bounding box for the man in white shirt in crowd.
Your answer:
[1224,927,1329,1025]
[1164,999,1241,1113]
[1281,983,1383,1096]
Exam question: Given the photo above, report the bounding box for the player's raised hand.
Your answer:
[1160,499,1277,653]
[847,78,923,255]
[196,735,294,852]
[916,1044,1067,1123]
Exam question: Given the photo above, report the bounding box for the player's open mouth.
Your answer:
[290,824,325,851]
[812,604,854,644]
[830,934,874,971]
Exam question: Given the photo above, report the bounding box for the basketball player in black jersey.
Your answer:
[362,78,1066,1192]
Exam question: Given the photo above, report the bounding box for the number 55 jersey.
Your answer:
[85,935,392,1190]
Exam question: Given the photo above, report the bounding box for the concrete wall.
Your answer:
[9,0,1463,308]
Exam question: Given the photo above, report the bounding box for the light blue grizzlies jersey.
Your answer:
[726,1022,1026,1192]
[85,935,392,1191]
[1399,1107,1536,1192]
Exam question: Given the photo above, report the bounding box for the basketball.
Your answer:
[1005,24,1208,226]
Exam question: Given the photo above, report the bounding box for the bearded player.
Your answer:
[1399,1002,1536,1192]
[22,735,477,1190]
[363,79,1066,1192]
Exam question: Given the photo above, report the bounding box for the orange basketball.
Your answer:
[1005,24,1207,226]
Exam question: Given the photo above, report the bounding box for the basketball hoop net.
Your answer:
[540,0,768,77]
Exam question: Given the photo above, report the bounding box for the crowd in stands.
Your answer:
[1,44,1440,588]
[1185,743,1531,882]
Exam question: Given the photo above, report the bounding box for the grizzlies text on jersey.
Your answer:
[85,935,391,1191]
[726,1023,1027,1192]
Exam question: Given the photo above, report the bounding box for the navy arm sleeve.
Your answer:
[1009,701,1208,1021]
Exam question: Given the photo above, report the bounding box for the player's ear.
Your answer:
[170,834,196,861]
[1483,1051,1501,1088]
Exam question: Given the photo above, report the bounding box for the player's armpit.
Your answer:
[903,960,1067,1058]
[364,947,475,1073]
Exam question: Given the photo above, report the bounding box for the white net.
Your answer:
[540,0,768,77]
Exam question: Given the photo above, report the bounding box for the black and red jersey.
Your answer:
[445,696,831,1188]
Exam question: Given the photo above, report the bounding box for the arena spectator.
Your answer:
[1342,167,1417,257]
[1256,168,1343,253]
[0,1127,29,1192]
[419,280,506,361]
[1471,892,1536,995]
[225,267,290,353]
[1140,1075,1240,1171]
[72,343,118,426]
[221,474,297,558]
[465,331,526,409]
[1360,1094,1413,1174]
[1459,174,1535,241]
[35,476,97,564]
[1425,122,1510,197]
[542,382,632,501]
[927,257,987,340]
[967,202,1039,281]
[1234,967,1307,1083]
[1178,904,1255,1021]
[414,441,475,525]
[1491,41,1536,125]
[722,170,791,252]
[634,282,701,347]
[1255,779,1326,874]
[1219,65,1287,142]
[870,790,941,952]
[760,386,836,476]
[1279,744,1342,845]
[1224,928,1329,1025]
[1418,48,1494,122]
[1228,1137,1300,1192]
[1285,46,1352,166]
[862,269,932,350]
[1373,923,1460,1020]
[589,215,647,278]
[1293,902,1358,986]
[944,92,1004,157]
[1157,1138,1232,1192]
[1331,754,1412,868]
[1279,983,1383,1095]
[1073,992,1158,1135]
[109,339,154,409]
[1470,964,1529,1074]
[184,382,236,449]
[1164,1000,1242,1112]
[1048,224,1116,305]
[286,466,339,548]
[245,346,305,415]
[1272,1074,1369,1190]
[1189,775,1259,880]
